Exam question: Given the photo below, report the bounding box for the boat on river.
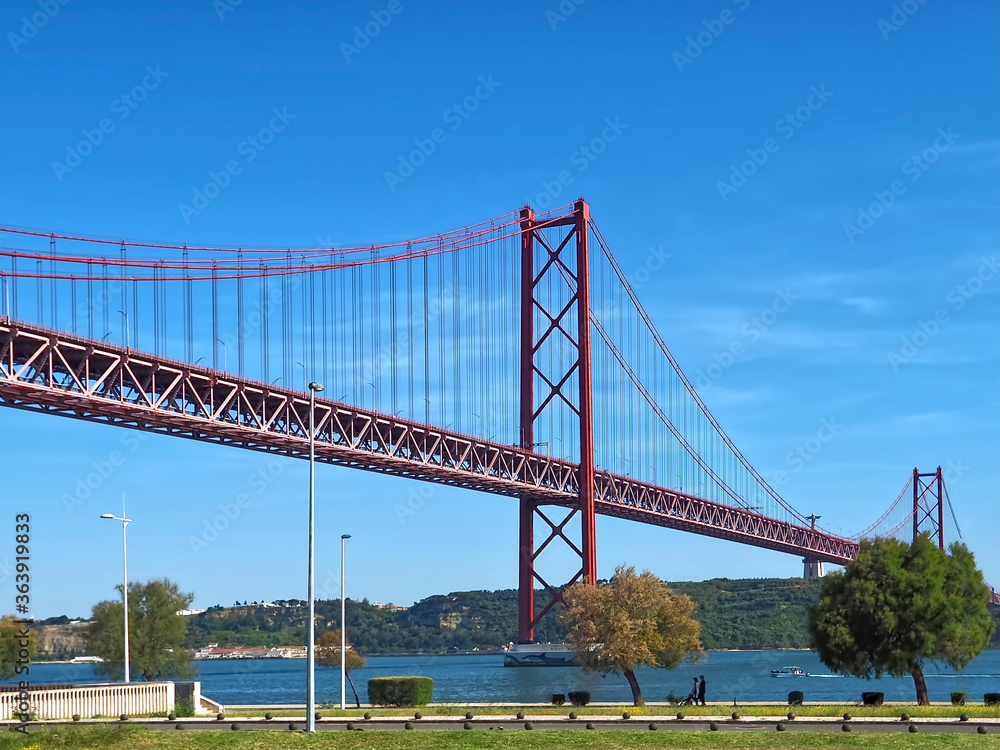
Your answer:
[770,666,807,677]
[503,643,575,667]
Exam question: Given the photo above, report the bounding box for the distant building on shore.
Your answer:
[192,644,307,660]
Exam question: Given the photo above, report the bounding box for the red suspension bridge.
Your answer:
[0,199,994,639]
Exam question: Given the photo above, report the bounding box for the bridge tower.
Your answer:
[517,199,596,644]
[913,466,945,549]
[802,513,825,578]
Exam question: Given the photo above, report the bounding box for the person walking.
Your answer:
[698,675,706,706]
[685,677,698,705]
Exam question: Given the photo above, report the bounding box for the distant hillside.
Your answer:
[182,578,833,653]
[31,621,88,659]
[35,578,1000,656]
[669,578,823,649]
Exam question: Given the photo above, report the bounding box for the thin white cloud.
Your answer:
[840,296,886,314]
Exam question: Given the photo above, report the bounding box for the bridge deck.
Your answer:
[0,319,860,564]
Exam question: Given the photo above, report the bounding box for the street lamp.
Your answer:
[215,338,228,372]
[100,508,131,683]
[117,309,129,350]
[340,533,351,710]
[306,381,324,733]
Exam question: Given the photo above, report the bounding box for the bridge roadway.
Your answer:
[0,319,860,564]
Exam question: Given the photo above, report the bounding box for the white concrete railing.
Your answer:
[0,682,175,720]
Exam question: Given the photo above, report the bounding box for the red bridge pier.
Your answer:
[517,199,596,643]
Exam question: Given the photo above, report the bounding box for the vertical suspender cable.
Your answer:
[10,254,16,319]
[120,242,126,338]
[102,260,109,339]
[238,250,245,376]
[423,253,430,425]
[322,252,330,393]
[87,263,93,338]
[152,264,159,353]
[49,235,56,327]
[390,259,397,414]
[310,261,316,383]
[184,246,192,362]
[371,247,379,409]
[261,261,269,383]
[407,251,414,418]
[132,275,138,351]
[212,262,219,369]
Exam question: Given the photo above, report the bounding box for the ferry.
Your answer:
[770,665,807,677]
[503,643,575,667]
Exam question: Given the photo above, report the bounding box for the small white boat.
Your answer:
[770,666,807,677]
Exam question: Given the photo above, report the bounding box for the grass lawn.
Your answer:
[2,727,1000,750]
[222,704,1000,720]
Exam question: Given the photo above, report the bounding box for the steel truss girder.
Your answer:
[0,319,859,559]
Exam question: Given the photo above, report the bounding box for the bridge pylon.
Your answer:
[517,199,596,644]
[802,513,825,577]
[913,466,945,549]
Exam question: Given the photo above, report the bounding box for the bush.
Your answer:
[951,692,965,706]
[985,693,1000,706]
[568,691,590,707]
[551,693,565,706]
[175,696,195,718]
[787,691,803,705]
[367,677,433,707]
[667,691,678,706]
[862,692,884,706]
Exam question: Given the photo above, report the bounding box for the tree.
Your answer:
[809,535,995,705]
[559,566,703,706]
[87,579,196,682]
[316,628,367,707]
[0,615,36,681]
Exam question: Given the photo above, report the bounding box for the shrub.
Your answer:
[568,691,590,706]
[175,696,195,718]
[367,677,433,707]
[951,692,965,706]
[551,693,565,706]
[787,691,803,705]
[667,691,678,706]
[985,693,1000,706]
[862,692,884,706]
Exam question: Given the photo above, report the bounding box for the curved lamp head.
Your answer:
[341,534,352,540]
[100,514,116,519]
[308,381,324,392]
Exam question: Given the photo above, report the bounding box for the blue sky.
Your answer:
[0,0,997,620]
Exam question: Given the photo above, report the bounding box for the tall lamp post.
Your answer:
[1,273,9,320]
[340,533,351,710]
[117,309,129,350]
[306,381,324,733]
[100,509,132,683]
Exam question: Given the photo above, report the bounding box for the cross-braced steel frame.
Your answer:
[913,466,945,549]
[517,200,596,643]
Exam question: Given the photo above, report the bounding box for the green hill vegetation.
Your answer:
[181,577,851,653]
[37,578,999,657]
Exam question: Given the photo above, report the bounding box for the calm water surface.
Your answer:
[19,650,1000,706]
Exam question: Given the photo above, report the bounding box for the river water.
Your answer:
[18,650,1000,706]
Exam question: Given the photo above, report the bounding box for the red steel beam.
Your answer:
[518,205,536,643]
[574,199,597,586]
[0,319,859,565]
